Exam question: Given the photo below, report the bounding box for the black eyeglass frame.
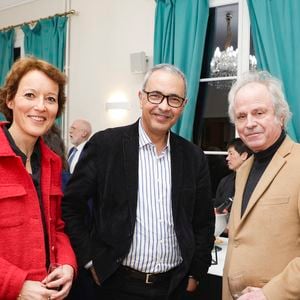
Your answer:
[142,90,186,108]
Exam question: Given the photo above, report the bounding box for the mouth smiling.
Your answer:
[28,115,47,122]
[153,112,171,121]
[246,132,262,138]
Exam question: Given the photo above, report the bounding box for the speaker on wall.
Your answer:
[130,51,148,74]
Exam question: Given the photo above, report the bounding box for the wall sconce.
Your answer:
[105,91,130,121]
[105,102,130,110]
[130,51,149,74]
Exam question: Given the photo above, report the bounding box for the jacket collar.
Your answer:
[234,136,293,227]
[0,122,16,157]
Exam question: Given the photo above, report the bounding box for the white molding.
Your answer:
[204,151,228,155]
[200,76,237,82]
[14,28,25,57]
[209,0,238,8]
[0,0,38,12]
[105,102,130,111]
[237,0,251,76]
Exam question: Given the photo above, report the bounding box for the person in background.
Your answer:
[44,123,70,191]
[206,146,230,200]
[214,138,252,213]
[223,70,300,300]
[62,63,215,300]
[66,119,96,300]
[68,119,92,173]
[0,57,76,300]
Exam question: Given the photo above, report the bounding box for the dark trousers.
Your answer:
[67,268,97,300]
[95,266,193,300]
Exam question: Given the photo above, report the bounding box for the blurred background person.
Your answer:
[205,146,230,201]
[67,119,95,300]
[0,57,76,300]
[68,119,92,173]
[214,138,252,213]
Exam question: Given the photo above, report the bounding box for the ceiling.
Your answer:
[0,0,36,11]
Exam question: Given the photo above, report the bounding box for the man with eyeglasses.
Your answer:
[62,64,215,299]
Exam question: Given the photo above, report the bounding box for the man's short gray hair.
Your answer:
[228,70,291,128]
[142,63,187,98]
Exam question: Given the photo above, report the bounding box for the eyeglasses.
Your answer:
[143,90,185,108]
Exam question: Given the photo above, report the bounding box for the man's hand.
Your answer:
[90,266,101,286]
[238,287,266,300]
[41,264,74,300]
[186,276,199,292]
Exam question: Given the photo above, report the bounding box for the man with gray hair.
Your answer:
[223,71,300,300]
[63,64,215,299]
[68,119,92,173]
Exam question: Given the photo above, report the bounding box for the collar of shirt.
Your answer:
[3,123,41,166]
[72,140,88,153]
[138,118,170,153]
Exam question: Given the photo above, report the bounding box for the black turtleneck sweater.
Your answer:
[241,130,286,216]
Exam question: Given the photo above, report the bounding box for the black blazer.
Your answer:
[62,120,215,292]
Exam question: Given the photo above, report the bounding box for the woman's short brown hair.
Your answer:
[0,56,67,122]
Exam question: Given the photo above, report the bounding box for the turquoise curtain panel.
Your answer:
[0,29,14,86]
[154,0,209,141]
[22,16,67,71]
[248,0,300,141]
[0,29,15,120]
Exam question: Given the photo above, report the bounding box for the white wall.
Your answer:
[0,0,155,146]
[0,0,64,24]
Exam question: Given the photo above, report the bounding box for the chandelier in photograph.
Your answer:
[210,13,257,80]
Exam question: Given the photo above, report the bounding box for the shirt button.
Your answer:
[51,246,55,251]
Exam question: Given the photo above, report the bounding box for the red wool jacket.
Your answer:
[0,122,77,300]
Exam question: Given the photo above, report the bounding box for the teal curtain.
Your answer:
[22,16,67,71]
[154,0,209,141]
[0,29,15,120]
[0,29,15,85]
[247,0,300,141]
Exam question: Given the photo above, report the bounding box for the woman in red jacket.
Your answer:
[0,57,76,300]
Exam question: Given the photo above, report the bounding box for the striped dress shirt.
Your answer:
[122,120,182,273]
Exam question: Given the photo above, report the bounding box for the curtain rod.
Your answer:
[0,9,77,32]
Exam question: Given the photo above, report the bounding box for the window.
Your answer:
[14,28,24,60]
[194,0,255,198]
[14,47,20,61]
